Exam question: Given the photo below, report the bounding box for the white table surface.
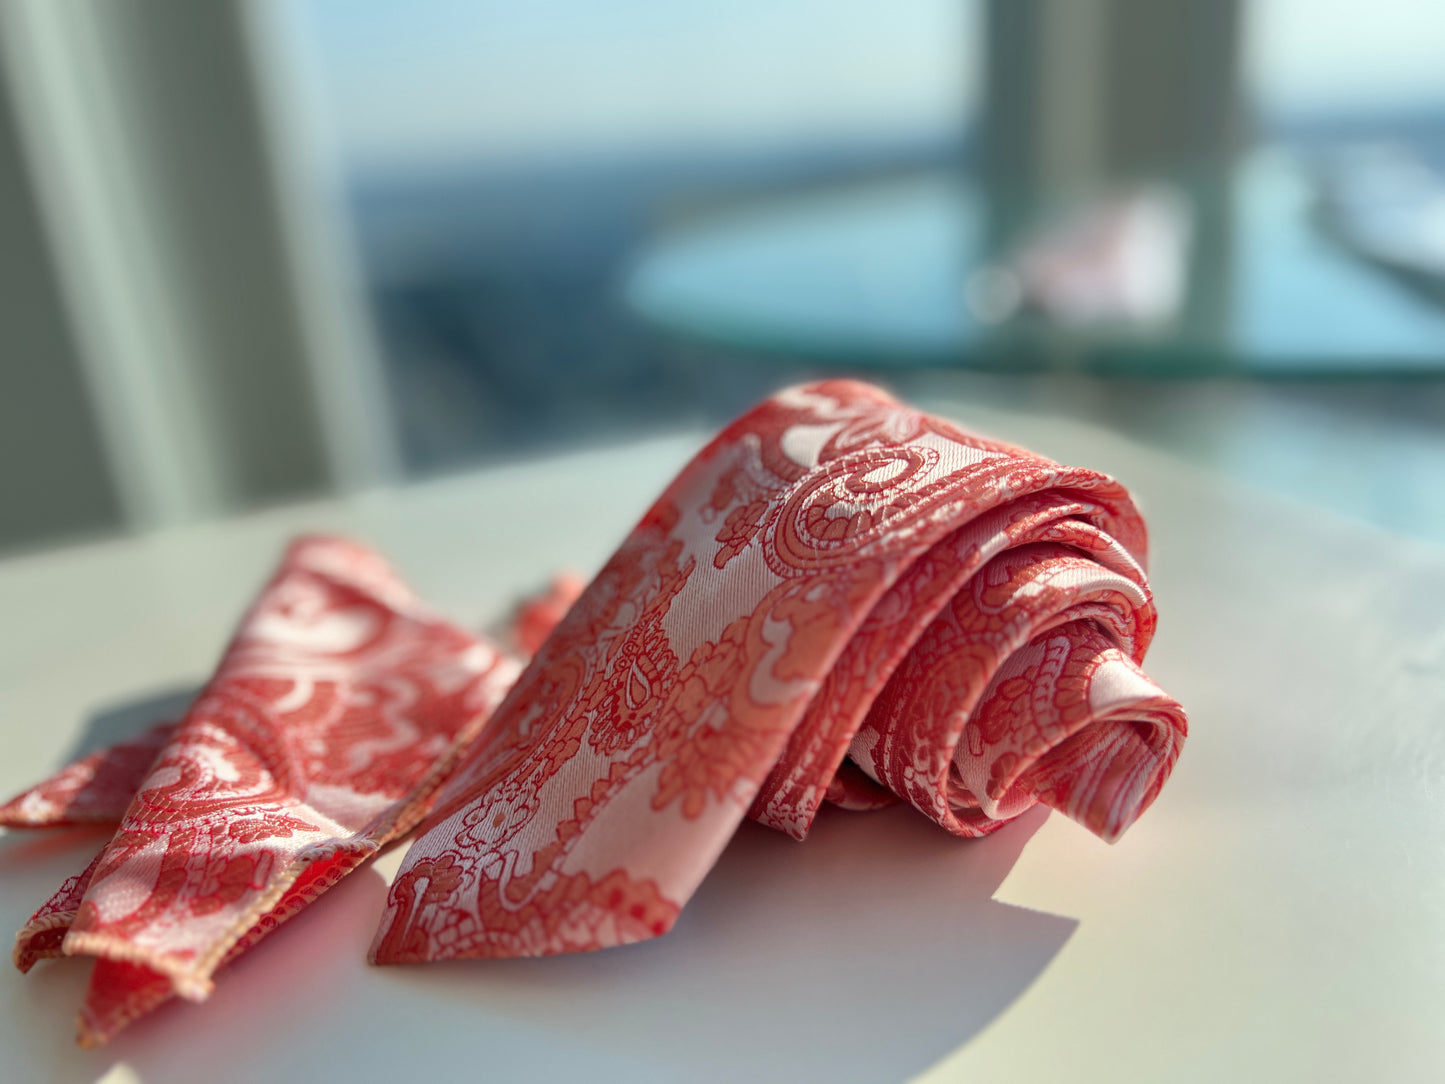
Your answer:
[2,400,1442,1083]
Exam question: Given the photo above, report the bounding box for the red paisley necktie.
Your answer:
[369,380,1186,964]
[4,380,1187,1043]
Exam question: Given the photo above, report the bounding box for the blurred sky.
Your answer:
[1247,0,1445,120]
[281,0,975,172]
[284,0,1445,176]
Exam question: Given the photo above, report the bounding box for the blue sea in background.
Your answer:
[345,110,1445,474]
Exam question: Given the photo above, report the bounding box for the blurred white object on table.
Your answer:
[1000,187,1194,328]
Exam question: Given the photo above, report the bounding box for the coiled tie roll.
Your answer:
[372,380,1187,963]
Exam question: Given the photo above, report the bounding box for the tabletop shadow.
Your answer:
[7,681,1076,1082]
[0,685,194,865]
[61,685,199,762]
[15,803,1073,1084]
[381,802,1075,1083]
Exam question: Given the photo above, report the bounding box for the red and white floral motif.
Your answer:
[8,537,528,1045]
[8,380,1188,1042]
[371,380,1186,965]
[0,723,175,828]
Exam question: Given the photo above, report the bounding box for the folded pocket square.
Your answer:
[0,722,175,829]
[7,536,550,1045]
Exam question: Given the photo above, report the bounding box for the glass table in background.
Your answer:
[625,152,1445,543]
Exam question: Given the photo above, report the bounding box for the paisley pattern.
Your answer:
[6,380,1188,1044]
[371,380,1186,965]
[7,537,529,1046]
[0,576,589,836]
[0,723,175,828]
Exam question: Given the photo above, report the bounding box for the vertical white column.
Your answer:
[1,0,234,527]
[0,0,397,535]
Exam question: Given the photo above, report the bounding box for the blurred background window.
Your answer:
[1,0,1441,557]
[276,0,979,472]
[1248,0,1445,159]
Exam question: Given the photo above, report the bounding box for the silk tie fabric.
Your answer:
[0,722,175,829]
[5,379,1187,1044]
[369,380,1187,965]
[5,537,536,1046]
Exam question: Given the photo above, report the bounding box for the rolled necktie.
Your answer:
[5,537,548,1045]
[371,379,1187,964]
